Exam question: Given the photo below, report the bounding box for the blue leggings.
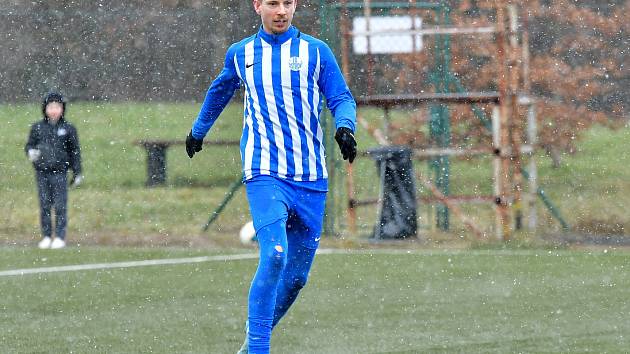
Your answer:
[245,177,326,354]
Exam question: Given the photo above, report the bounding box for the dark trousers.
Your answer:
[36,171,68,239]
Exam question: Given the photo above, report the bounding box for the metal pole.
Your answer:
[492,106,503,240]
[522,5,538,232]
[340,0,350,84]
[319,0,327,37]
[495,0,512,241]
[364,0,375,95]
[508,4,524,231]
[382,106,390,141]
[527,103,538,231]
[411,0,418,53]
[350,26,497,36]
[429,2,452,231]
[202,177,243,232]
[440,3,452,231]
[322,0,341,237]
[416,171,487,239]
[339,0,357,235]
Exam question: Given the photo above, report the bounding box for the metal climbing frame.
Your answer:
[319,1,568,240]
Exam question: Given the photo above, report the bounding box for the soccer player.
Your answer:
[185,1,356,353]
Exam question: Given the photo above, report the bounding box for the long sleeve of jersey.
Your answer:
[192,45,241,140]
[318,44,357,133]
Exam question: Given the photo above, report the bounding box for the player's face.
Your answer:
[254,0,297,35]
[45,102,63,123]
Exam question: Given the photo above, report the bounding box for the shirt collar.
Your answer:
[257,25,299,44]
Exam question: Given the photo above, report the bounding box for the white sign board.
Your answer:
[352,16,423,54]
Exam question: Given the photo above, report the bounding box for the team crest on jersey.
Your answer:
[288,57,302,71]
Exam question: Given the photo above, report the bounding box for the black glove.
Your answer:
[186,130,203,158]
[335,127,357,163]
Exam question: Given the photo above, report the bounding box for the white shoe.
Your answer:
[38,237,52,249]
[50,238,66,249]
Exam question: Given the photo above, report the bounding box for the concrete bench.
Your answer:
[135,139,239,186]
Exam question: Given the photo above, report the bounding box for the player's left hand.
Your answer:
[335,127,357,163]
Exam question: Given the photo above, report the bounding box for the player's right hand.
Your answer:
[186,130,203,158]
[28,148,41,162]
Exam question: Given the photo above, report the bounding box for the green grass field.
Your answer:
[1,247,629,353]
[2,102,629,245]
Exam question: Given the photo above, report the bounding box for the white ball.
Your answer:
[239,221,257,245]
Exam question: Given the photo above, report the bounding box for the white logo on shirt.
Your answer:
[57,128,67,136]
[288,57,302,71]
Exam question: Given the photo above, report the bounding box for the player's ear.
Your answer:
[253,0,262,14]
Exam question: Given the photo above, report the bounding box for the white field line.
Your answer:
[0,248,612,278]
[0,253,257,277]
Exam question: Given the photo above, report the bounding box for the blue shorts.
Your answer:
[245,176,327,249]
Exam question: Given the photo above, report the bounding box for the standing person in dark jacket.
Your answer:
[25,92,83,249]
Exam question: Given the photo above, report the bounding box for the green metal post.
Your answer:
[323,109,337,237]
[202,177,243,232]
[429,3,452,230]
[520,168,569,230]
[320,2,338,236]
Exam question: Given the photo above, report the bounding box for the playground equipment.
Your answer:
[320,0,567,240]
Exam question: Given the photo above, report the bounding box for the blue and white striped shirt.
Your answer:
[192,26,356,185]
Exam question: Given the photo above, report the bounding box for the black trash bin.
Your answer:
[367,146,418,239]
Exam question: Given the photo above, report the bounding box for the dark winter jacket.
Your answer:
[25,118,82,174]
